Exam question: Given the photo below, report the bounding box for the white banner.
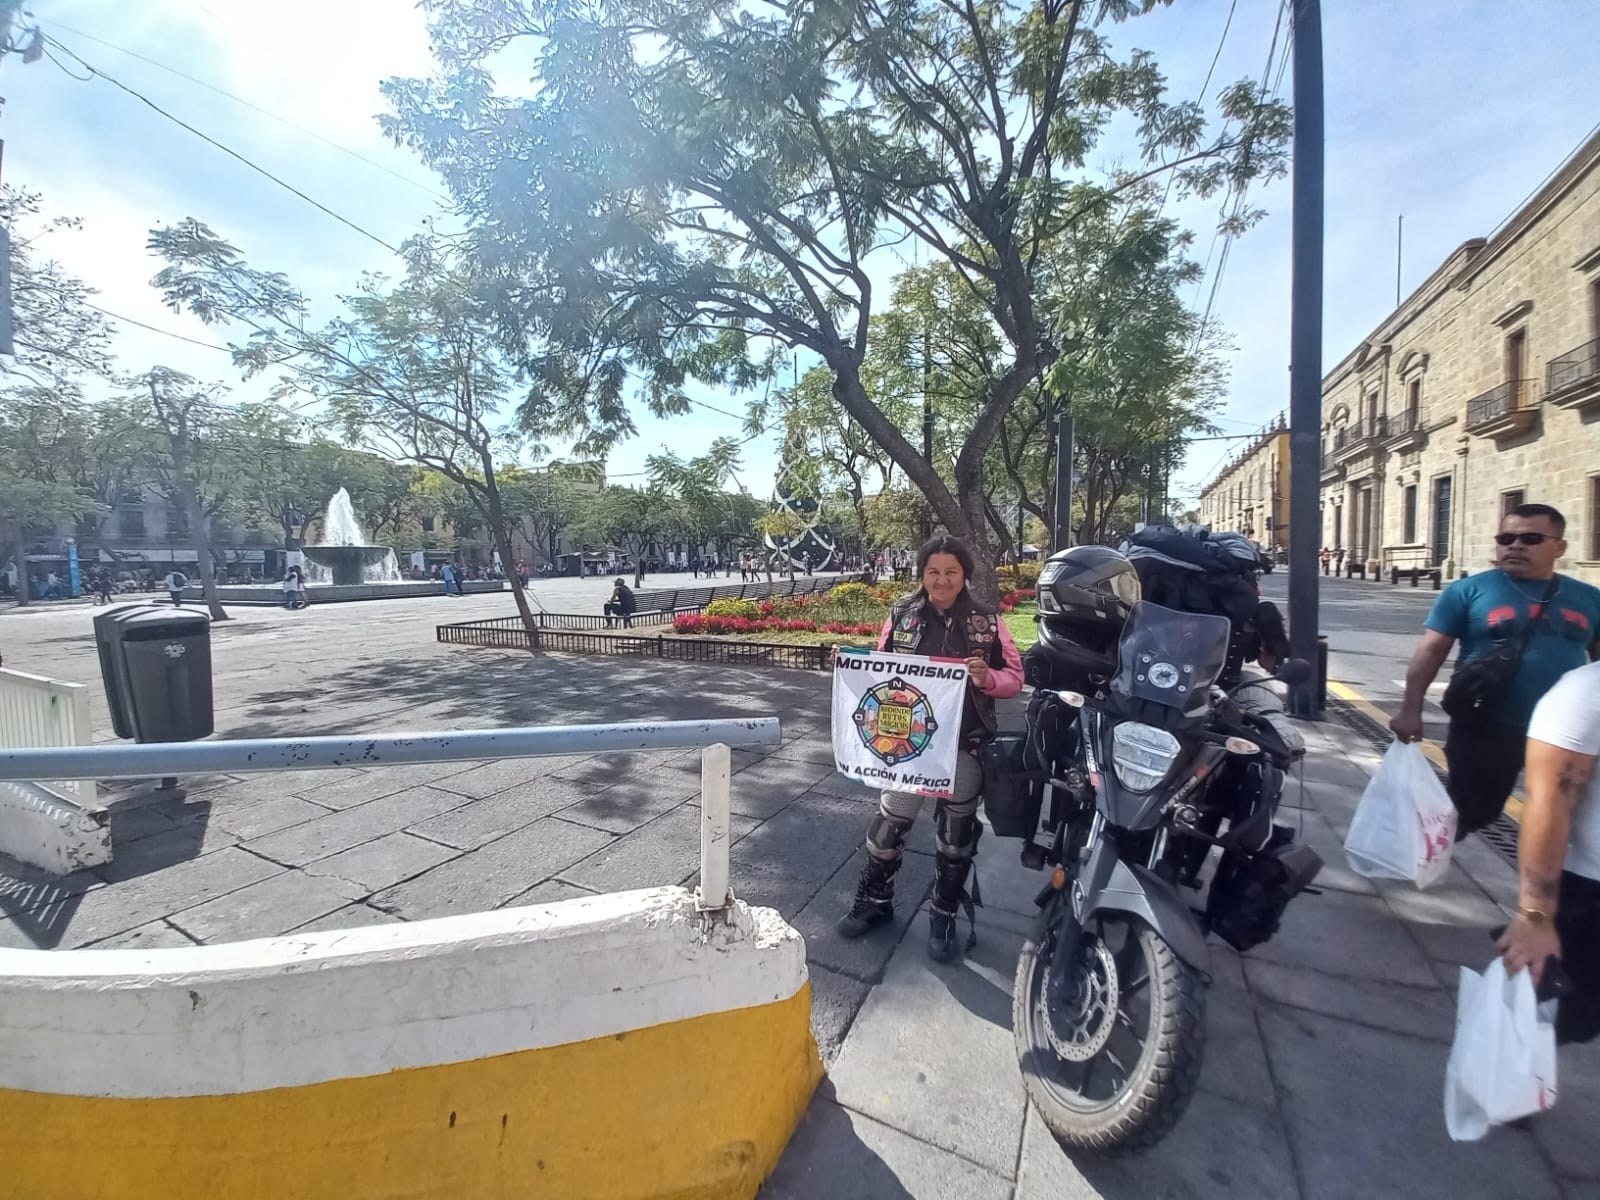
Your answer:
[831,648,968,797]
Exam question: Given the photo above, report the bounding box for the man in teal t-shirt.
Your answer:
[1391,504,1600,834]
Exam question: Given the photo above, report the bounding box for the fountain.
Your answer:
[300,489,403,586]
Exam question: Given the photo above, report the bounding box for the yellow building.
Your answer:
[1197,418,1290,550]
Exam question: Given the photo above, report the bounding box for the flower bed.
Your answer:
[998,587,1036,613]
[672,613,880,636]
[675,581,1036,639]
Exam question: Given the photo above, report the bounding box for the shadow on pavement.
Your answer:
[0,857,88,949]
[759,1081,924,1199]
[221,650,830,740]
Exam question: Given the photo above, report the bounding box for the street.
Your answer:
[1260,570,1450,740]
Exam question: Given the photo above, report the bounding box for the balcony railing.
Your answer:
[1331,421,1380,456]
[1465,379,1537,432]
[1384,409,1421,438]
[1547,337,1600,400]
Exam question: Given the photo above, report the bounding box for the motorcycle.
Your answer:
[989,600,1322,1155]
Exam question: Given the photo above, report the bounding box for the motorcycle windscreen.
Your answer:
[1111,601,1231,714]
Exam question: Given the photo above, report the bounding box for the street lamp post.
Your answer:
[1287,0,1324,717]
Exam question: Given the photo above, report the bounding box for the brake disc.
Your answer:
[1038,934,1120,1063]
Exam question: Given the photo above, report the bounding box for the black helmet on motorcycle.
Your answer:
[1026,546,1142,692]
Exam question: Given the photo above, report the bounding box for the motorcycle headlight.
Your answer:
[1111,722,1181,791]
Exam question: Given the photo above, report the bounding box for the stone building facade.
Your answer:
[1197,419,1290,550]
[1319,130,1600,584]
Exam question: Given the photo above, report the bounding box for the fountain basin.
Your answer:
[184,580,507,605]
[301,544,399,587]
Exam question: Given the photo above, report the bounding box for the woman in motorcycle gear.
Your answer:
[836,535,1024,962]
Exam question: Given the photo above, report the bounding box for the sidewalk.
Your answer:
[766,717,1600,1200]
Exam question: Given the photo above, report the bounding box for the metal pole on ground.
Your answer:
[1286,0,1324,719]
[698,742,732,919]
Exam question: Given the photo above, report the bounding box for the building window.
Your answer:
[117,507,146,539]
[1403,485,1418,544]
[1590,476,1600,561]
[1502,489,1525,516]
[165,508,189,538]
[1506,328,1528,404]
[1432,476,1452,562]
[1406,378,1421,426]
[421,515,436,533]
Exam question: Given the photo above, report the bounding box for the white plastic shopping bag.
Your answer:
[1343,740,1456,888]
[1444,958,1558,1140]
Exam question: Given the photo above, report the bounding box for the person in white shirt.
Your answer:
[1500,660,1600,1042]
[164,569,188,607]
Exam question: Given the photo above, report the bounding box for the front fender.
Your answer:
[1082,857,1209,970]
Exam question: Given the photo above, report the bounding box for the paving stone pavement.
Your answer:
[766,718,1600,1200]
[0,591,924,1070]
[7,595,1600,1196]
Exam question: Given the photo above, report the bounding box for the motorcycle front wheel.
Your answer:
[1012,911,1206,1156]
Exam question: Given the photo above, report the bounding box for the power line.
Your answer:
[82,300,232,352]
[40,34,403,254]
[44,20,450,204]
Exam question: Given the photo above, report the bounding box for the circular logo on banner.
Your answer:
[1147,661,1180,689]
[853,677,938,766]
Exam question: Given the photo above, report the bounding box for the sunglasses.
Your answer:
[1495,532,1553,547]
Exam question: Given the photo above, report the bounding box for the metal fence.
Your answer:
[0,719,783,909]
[437,620,835,671]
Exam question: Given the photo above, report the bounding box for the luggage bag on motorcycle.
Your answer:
[980,734,1045,839]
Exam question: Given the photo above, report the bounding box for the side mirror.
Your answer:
[1273,658,1314,687]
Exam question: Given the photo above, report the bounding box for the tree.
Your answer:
[385,0,1288,599]
[121,368,234,620]
[579,486,674,587]
[497,465,588,568]
[147,222,564,634]
[645,437,762,565]
[1,186,115,390]
[223,405,352,550]
[0,187,121,603]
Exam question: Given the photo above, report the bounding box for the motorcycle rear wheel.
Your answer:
[1012,913,1206,1156]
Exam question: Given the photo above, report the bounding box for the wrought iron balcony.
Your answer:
[1381,408,1426,450]
[1546,337,1600,411]
[1331,421,1380,461]
[1465,379,1539,438]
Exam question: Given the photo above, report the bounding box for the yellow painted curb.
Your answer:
[1327,680,1523,823]
[1,982,822,1200]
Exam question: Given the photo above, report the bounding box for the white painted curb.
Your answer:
[0,886,807,1099]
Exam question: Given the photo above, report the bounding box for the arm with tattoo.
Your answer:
[1518,740,1598,917]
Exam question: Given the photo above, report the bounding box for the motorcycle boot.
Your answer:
[928,808,983,963]
[837,814,910,938]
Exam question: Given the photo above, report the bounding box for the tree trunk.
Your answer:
[10,538,30,606]
[184,488,230,622]
[475,466,541,638]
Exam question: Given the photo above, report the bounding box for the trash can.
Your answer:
[94,606,214,743]
[94,604,165,739]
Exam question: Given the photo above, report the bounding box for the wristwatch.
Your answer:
[1517,906,1554,925]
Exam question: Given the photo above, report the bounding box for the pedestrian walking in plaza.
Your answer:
[1391,504,1600,835]
[94,568,113,605]
[604,577,636,628]
[836,535,1024,962]
[164,568,188,607]
[1320,545,1332,575]
[1498,659,1600,1044]
[441,562,458,596]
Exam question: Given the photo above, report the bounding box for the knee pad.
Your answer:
[935,807,982,859]
[865,813,912,858]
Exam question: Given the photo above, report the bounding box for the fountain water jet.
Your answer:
[300,488,402,585]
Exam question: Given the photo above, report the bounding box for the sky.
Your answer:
[3,0,1599,511]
